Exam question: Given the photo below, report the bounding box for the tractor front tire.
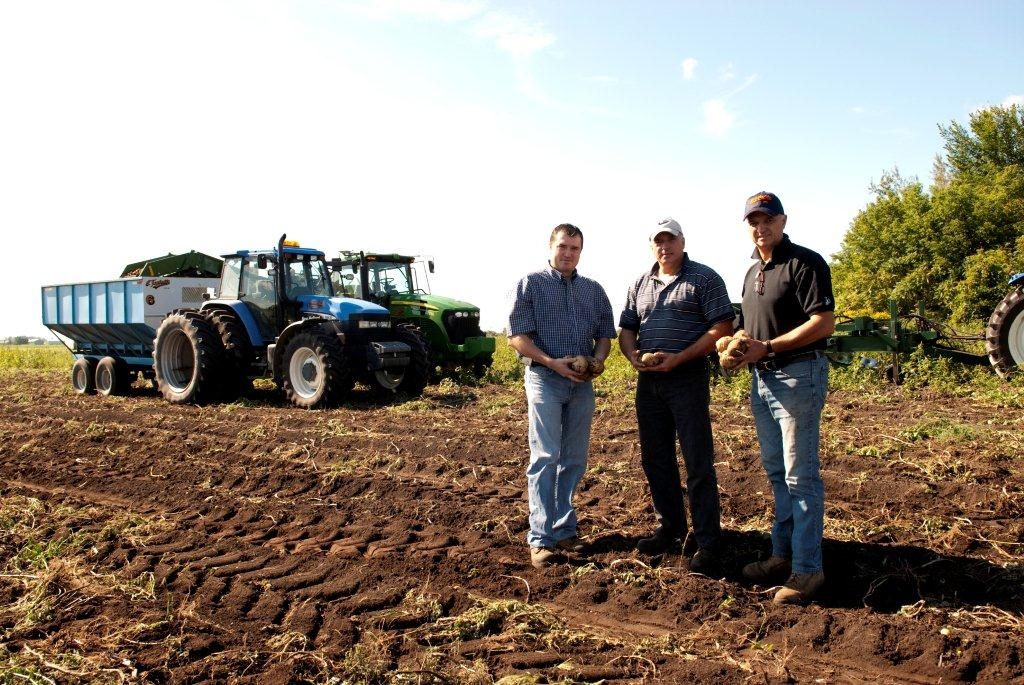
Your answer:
[471,354,494,380]
[282,326,350,409]
[393,324,430,397]
[153,310,225,404]
[72,357,96,395]
[986,287,1024,379]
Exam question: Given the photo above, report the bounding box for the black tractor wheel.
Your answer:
[471,354,494,380]
[986,287,1024,379]
[71,357,96,395]
[207,309,254,401]
[95,356,131,396]
[393,323,430,397]
[281,326,351,409]
[153,310,225,404]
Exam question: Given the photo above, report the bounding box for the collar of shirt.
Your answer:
[750,234,794,263]
[648,253,690,282]
[545,263,578,281]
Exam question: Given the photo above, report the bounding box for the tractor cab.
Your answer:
[217,239,390,345]
[330,251,432,306]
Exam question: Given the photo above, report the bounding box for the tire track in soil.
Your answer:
[3,374,1023,683]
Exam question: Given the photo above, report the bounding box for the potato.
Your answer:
[719,336,749,370]
[586,357,605,376]
[726,337,749,357]
[640,352,659,366]
[568,355,589,373]
[715,336,732,354]
[720,354,744,370]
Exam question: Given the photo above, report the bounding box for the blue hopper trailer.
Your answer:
[41,252,222,395]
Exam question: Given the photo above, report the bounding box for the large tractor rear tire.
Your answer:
[207,309,254,401]
[95,356,131,396]
[282,326,351,409]
[153,310,225,404]
[986,287,1024,379]
[71,357,96,395]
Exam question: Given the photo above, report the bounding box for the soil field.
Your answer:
[1,370,1023,684]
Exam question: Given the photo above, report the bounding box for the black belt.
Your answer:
[754,350,822,372]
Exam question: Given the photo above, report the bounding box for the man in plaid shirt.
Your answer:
[508,224,616,569]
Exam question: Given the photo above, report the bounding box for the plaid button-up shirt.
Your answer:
[508,265,616,359]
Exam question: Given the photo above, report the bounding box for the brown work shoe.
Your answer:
[555,536,585,553]
[773,571,825,605]
[742,556,792,584]
[530,546,564,568]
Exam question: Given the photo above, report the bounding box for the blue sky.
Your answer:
[2,1,1022,338]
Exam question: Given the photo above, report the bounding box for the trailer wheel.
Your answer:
[986,287,1024,379]
[207,309,254,401]
[153,310,225,404]
[95,356,130,396]
[282,326,350,408]
[72,357,96,395]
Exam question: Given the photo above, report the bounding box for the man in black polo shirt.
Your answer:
[733,191,835,605]
[618,218,734,574]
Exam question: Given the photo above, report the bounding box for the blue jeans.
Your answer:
[524,366,595,548]
[636,361,721,550]
[750,355,829,574]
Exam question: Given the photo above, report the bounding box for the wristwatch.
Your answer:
[765,340,776,358]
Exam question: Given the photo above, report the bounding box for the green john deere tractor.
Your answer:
[330,251,495,378]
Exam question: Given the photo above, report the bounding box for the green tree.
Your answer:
[832,105,1024,325]
[938,104,1024,178]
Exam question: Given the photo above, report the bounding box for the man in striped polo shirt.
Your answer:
[508,224,616,569]
[618,218,734,574]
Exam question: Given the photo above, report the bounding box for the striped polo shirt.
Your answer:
[619,255,734,353]
[508,265,616,359]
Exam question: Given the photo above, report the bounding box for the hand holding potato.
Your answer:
[718,331,750,370]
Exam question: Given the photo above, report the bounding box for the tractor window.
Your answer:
[239,256,277,340]
[221,258,242,299]
[370,262,413,297]
[333,271,360,298]
[284,255,332,298]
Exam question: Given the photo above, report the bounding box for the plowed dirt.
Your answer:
[1,371,1022,683]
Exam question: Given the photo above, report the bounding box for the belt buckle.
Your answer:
[758,357,779,372]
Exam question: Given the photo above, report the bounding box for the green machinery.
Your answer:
[330,251,495,378]
[825,273,1024,380]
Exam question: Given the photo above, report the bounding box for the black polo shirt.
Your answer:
[738,235,834,354]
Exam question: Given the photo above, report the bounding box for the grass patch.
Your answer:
[0,344,70,371]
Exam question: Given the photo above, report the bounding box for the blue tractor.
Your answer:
[152,235,430,408]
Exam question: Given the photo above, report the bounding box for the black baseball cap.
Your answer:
[743,191,785,220]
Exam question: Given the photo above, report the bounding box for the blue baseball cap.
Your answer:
[743,191,785,220]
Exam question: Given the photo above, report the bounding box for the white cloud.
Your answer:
[352,0,485,22]
[1003,94,1024,107]
[701,99,735,137]
[681,57,698,80]
[719,62,735,81]
[725,74,758,98]
[470,10,554,58]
